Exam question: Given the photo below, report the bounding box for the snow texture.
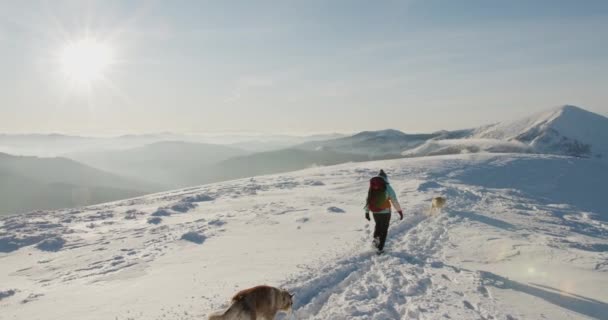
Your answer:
[1,153,606,320]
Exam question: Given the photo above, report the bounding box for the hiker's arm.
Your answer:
[387,185,402,212]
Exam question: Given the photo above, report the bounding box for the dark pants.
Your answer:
[372,213,391,250]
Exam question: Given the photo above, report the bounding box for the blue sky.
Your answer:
[0,0,607,135]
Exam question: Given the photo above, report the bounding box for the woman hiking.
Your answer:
[365,169,403,254]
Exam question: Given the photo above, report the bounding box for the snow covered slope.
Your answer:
[297,129,466,156]
[471,105,608,159]
[402,139,533,157]
[1,154,607,319]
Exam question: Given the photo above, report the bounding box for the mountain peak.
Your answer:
[559,104,581,111]
[553,104,607,120]
[540,105,606,126]
[472,105,608,158]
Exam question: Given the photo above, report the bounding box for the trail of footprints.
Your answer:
[286,197,515,320]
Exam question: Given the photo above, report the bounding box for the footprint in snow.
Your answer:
[182,194,214,202]
[208,219,226,227]
[147,217,162,225]
[170,201,197,213]
[21,293,44,304]
[181,232,206,244]
[151,209,171,217]
[296,217,310,223]
[477,285,490,298]
[124,210,146,220]
[326,206,345,213]
[0,289,17,301]
[463,300,475,310]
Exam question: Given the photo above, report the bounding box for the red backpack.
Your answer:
[367,177,391,212]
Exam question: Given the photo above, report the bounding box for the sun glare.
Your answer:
[58,38,115,86]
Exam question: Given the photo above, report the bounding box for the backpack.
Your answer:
[367,177,391,212]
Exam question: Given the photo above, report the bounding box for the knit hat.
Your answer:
[378,169,387,179]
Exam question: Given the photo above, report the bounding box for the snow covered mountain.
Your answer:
[400,105,607,158]
[297,129,471,156]
[1,153,606,319]
[470,105,608,159]
[304,105,607,159]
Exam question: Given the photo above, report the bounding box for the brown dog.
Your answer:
[208,285,294,320]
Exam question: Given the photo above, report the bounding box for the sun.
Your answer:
[58,37,115,86]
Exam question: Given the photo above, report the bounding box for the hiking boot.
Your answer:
[372,237,380,249]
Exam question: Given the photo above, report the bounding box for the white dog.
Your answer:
[429,197,446,215]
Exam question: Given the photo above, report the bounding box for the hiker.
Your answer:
[365,169,403,254]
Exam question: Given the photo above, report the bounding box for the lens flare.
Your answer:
[58,37,115,86]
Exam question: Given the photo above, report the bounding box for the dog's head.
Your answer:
[432,197,446,208]
[279,290,294,311]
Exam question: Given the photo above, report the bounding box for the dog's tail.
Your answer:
[208,302,247,320]
[208,307,230,320]
[208,312,225,320]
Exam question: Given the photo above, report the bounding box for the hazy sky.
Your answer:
[1,0,607,135]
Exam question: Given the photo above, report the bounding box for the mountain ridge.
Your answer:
[0,152,153,215]
[301,105,607,159]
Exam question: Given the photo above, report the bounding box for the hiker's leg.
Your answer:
[372,213,381,239]
[374,213,391,250]
[378,213,391,250]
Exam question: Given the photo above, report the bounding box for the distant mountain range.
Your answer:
[1,105,605,215]
[210,148,383,181]
[67,141,248,189]
[69,142,387,189]
[0,132,347,156]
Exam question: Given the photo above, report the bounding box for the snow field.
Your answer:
[1,153,607,319]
